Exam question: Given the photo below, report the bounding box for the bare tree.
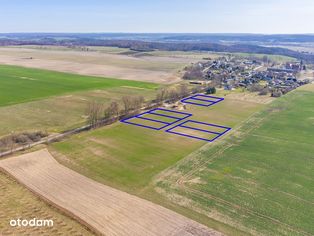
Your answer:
[122,96,132,113]
[109,101,119,117]
[86,101,103,128]
[178,84,190,98]
[156,88,168,103]
[122,96,145,114]
[134,96,144,109]
[167,89,180,102]
[182,64,204,80]
[104,101,119,119]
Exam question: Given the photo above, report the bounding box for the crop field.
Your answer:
[1,46,278,84]
[51,94,262,191]
[0,46,208,83]
[0,172,93,235]
[0,65,156,107]
[232,52,297,63]
[49,92,263,235]
[0,86,157,137]
[0,149,221,236]
[155,84,314,236]
[1,46,308,235]
[0,65,158,137]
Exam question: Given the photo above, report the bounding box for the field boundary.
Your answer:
[0,167,101,235]
[0,90,207,158]
[0,149,222,236]
[0,103,159,158]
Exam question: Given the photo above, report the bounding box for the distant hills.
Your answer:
[1,33,314,62]
[1,33,314,43]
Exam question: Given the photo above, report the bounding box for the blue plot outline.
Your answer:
[120,108,192,130]
[166,120,231,142]
[181,94,224,107]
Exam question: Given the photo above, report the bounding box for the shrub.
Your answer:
[248,84,264,92]
[0,131,48,151]
[206,87,216,94]
[258,87,269,96]
[271,90,283,97]
[13,134,31,144]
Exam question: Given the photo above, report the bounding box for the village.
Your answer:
[183,56,311,97]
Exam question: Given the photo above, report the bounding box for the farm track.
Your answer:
[0,149,223,236]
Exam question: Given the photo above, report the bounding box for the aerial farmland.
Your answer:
[1,42,314,236]
[1,2,314,235]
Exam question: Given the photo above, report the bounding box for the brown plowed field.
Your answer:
[0,47,191,84]
[0,149,222,236]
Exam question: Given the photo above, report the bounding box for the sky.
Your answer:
[0,0,313,34]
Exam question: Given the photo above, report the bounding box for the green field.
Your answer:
[51,95,262,190]
[0,86,157,137]
[232,53,297,63]
[156,85,314,235]
[50,93,263,235]
[0,65,157,107]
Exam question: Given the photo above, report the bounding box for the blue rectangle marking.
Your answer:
[181,94,224,107]
[166,120,231,142]
[120,108,192,130]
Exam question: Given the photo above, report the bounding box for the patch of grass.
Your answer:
[0,65,157,107]
[157,89,314,235]
[232,52,297,62]
[52,121,204,190]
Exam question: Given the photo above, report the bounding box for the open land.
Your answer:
[154,84,314,236]
[0,64,156,107]
[1,45,313,236]
[0,65,157,137]
[51,91,263,191]
[49,90,264,235]
[0,85,157,137]
[0,171,93,235]
[0,149,221,236]
[0,46,216,137]
[0,46,213,83]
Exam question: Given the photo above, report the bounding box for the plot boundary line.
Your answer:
[166,120,231,142]
[181,94,224,107]
[120,108,192,130]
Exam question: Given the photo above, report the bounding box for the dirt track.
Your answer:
[0,149,222,236]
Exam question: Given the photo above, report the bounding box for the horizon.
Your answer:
[0,0,313,34]
[1,32,314,35]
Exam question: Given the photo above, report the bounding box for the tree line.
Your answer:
[86,84,209,128]
[86,95,145,128]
